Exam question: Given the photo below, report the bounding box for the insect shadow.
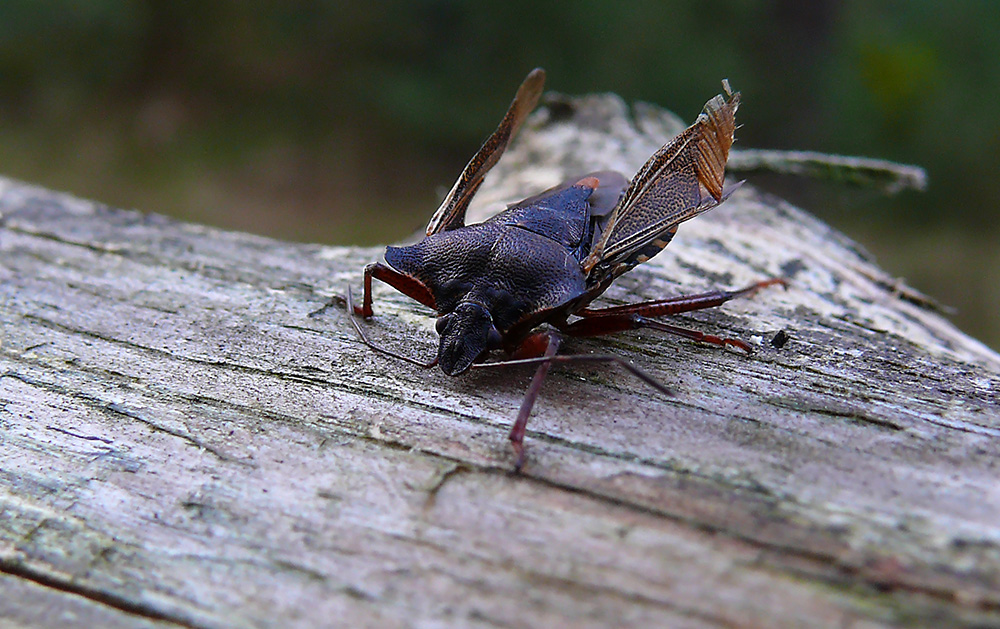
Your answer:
[340,68,784,470]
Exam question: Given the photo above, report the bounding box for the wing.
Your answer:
[582,82,740,283]
[424,68,546,236]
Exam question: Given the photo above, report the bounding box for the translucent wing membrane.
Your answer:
[425,68,547,236]
[583,84,740,282]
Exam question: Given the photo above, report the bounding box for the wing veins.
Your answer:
[425,68,546,236]
[582,86,739,278]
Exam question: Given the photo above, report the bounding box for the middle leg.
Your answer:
[470,331,673,470]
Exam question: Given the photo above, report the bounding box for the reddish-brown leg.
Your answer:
[470,332,673,471]
[356,262,437,317]
[508,332,560,470]
[577,278,785,318]
[326,262,436,317]
[566,278,785,352]
[327,262,441,367]
[562,314,753,351]
[343,284,437,369]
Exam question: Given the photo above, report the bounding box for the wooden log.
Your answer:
[1,91,999,628]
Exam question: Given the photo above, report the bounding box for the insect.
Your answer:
[344,68,782,469]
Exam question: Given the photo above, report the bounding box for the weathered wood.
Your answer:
[2,91,999,628]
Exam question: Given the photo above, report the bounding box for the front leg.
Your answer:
[321,262,437,318]
[356,262,437,317]
[334,263,440,369]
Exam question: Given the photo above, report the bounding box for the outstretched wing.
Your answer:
[425,68,546,236]
[582,83,740,284]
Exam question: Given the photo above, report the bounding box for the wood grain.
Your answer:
[2,92,999,628]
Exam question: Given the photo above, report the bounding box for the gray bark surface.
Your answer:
[2,92,999,628]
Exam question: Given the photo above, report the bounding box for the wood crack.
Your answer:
[0,556,209,628]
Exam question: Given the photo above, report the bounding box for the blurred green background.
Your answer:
[2,1,998,349]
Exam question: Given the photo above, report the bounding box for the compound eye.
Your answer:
[435,314,453,335]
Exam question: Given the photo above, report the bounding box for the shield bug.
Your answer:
[344,68,783,469]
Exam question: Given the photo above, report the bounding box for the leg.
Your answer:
[355,262,437,317]
[344,286,438,369]
[324,262,437,318]
[470,332,673,470]
[567,278,786,352]
[561,312,754,352]
[508,332,561,470]
[577,278,785,318]
[325,263,440,368]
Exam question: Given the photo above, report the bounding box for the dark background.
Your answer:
[2,1,998,349]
